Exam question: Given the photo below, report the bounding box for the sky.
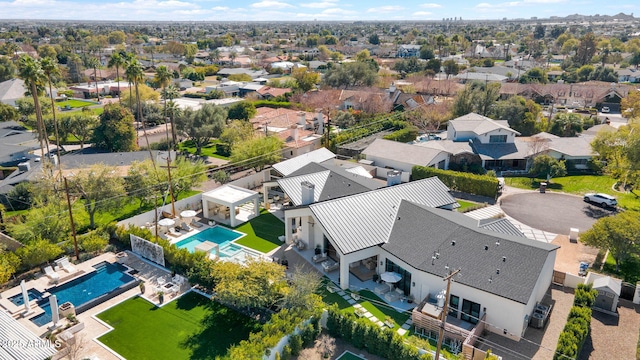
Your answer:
[0,0,638,22]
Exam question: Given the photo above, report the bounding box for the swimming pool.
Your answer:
[30,262,137,327]
[8,289,44,306]
[175,226,244,255]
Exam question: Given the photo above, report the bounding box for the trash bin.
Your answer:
[539,182,547,193]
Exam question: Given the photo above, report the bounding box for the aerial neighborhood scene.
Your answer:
[2,0,640,359]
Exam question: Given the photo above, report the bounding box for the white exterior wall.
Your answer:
[476,129,517,144]
[546,150,592,170]
[366,152,448,173]
[448,129,477,141]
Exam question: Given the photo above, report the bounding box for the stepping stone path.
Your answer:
[338,290,415,335]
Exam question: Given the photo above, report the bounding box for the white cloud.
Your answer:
[300,0,338,9]
[250,0,294,9]
[210,6,228,10]
[420,3,442,8]
[322,7,355,14]
[413,11,433,16]
[367,5,403,13]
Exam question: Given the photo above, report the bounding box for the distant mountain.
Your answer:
[556,12,635,21]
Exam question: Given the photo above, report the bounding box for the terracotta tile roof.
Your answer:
[256,86,291,98]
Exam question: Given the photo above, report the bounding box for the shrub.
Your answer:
[216,142,232,157]
[79,233,109,253]
[383,126,419,143]
[412,166,499,198]
[16,238,63,269]
[288,334,302,355]
[554,283,597,359]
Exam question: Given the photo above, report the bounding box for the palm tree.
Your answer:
[40,57,63,172]
[155,65,174,147]
[123,52,136,113]
[17,55,50,161]
[86,56,101,102]
[161,84,180,148]
[107,52,125,101]
[229,51,237,66]
[125,58,155,166]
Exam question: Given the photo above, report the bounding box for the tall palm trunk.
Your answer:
[136,81,155,168]
[94,66,100,102]
[47,79,62,174]
[116,66,120,101]
[31,83,46,160]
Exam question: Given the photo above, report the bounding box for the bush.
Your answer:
[412,166,499,198]
[16,238,63,269]
[79,233,109,253]
[554,283,597,359]
[383,126,419,143]
[216,142,232,157]
[251,100,291,109]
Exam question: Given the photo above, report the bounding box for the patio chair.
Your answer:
[44,266,60,282]
[374,283,390,295]
[191,218,204,228]
[168,227,181,238]
[384,288,404,303]
[312,252,328,263]
[181,222,194,232]
[55,257,77,273]
[322,260,339,273]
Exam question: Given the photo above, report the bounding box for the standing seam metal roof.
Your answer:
[271,148,336,176]
[309,177,458,255]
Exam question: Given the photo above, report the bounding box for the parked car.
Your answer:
[583,193,617,208]
[601,106,610,113]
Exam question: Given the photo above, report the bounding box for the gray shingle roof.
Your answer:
[471,141,529,160]
[362,138,447,167]
[272,148,336,176]
[381,201,557,304]
[278,162,384,206]
[309,177,458,254]
[478,218,526,238]
[449,113,520,136]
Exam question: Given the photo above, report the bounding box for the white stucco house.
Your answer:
[280,172,558,343]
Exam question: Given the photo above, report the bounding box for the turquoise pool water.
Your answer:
[175,226,243,255]
[30,262,136,327]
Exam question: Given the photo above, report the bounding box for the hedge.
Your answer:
[553,283,598,360]
[412,166,499,198]
[251,100,291,109]
[326,305,431,360]
[383,125,419,143]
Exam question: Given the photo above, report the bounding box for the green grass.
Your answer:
[233,210,284,253]
[178,140,230,160]
[56,99,97,108]
[456,200,477,212]
[357,290,410,327]
[602,252,640,284]
[97,292,261,360]
[504,175,640,211]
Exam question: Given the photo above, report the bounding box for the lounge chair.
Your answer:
[191,218,203,228]
[321,260,339,273]
[312,252,328,263]
[44,266,60,282]
[55,257,77,273]
[374,283,390,295]
[181,222,194,232]
[167,228,181,238]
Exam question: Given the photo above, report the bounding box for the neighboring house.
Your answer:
[618,68,640,83]
[0,121,39,166]
[454,72,508,84]
[69,81,131,99]
[397,45,421,58]
[205,80,242,97]
[256,86,291,99]
[362,138,449,175]
[216,68,267,79]
[271,147,336,177]
[0,78,27,107]
[499,82,632,109]
[447,113,520,144]
[280,176,556,342]
[338,88,393,113]
[249,107,325,159]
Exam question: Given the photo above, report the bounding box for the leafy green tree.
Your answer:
[70,164,126,229]
[291,67,320,92]
[451,81,500,117]
[573,32,597,66]
[581,211,640,272]
[368,33,380,45]
[175,103,227,155]
[212,259,286,310]
[529,155,566,181]
[519,67,548,83]
[107,52,126,100]
[0,56,16,82]
[333,111,356,128]
[4,182,34,211]
[227,102,256,121]
[161,84,180,146]
[125,159,162,209]
[492,96,541,135]
[16,238,63,268]
[63,111,99,149]
[92,103,137,152]
[279,266,323,311]
[549,113,584,137]
[7,200,70,243]
[0,249,20,284]
[419,46,435,60]
[220,119,255,145]
[107,30,126,45]
[79,233,109,253]
[230,136,283,172]
[0,103,19,121]
[443,59,459,78]
[323,61,377,89]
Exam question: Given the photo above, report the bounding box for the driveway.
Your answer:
[500,192,617,235]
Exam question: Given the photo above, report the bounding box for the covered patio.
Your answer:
[201,185,260,227]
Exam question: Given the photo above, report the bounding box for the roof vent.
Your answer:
[495,240,500,246]
[484,245,489,251]
[496,269,500,274]
[502,256,506,262]
[451,240,456,246]
[488,277,493,283]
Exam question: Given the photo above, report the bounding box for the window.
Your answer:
[385,259,412,295]
[449,295,460,318]
[461,299,481,324]
[489,135,507,143]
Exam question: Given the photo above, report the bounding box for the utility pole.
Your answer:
[324,109,331,149]
[435,268,461,360]
[161,154,177,218]
[63,177,80,261]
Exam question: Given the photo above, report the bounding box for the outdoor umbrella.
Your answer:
[158,218,176,228]
[180,210,197,219]
[380,271,402,290]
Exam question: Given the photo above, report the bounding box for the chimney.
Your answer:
[389,82,396,94]
[289,124,298,142]
[316,111,324,135]
[297,111,306,126]
[301,181,315,205]
[387,170,401,186]
[18,161,31,172]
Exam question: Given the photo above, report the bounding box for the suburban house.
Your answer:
[69,81,131,99]
[397,44,421,58]
[0,78,27,107]
[0,121,40,167]
[499,82,632,110]
[249,107,326,159]
[454,72,508,84]
[362,138,449,175]
[279,174,557,342]
[618,68,640,83]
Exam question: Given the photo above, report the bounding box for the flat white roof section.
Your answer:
[0,309,57,360]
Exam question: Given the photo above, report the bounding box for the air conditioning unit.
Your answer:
[530,312,544,328]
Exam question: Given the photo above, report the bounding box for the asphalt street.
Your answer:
[500,191,617,234]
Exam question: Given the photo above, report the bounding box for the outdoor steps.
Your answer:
[463,205,503,220]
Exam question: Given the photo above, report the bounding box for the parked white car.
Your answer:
[601,106,610,113]
[583,193,617,208]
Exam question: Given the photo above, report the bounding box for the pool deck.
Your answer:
[0,252,191,360]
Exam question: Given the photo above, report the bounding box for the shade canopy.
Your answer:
[180,210,197,218]
[158,218,176,227]
[380,271,402,283]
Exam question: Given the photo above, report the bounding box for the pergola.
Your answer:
[201,184,260,227]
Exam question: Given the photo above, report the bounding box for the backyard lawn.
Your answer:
[56,99,97,108]
[97,292,261,360]
[505,175,640,210]
[456,200,478,212]
[178,140,230,160]
[233,210,284,253]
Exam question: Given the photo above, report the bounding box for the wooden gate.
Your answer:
[553,270,566,286]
